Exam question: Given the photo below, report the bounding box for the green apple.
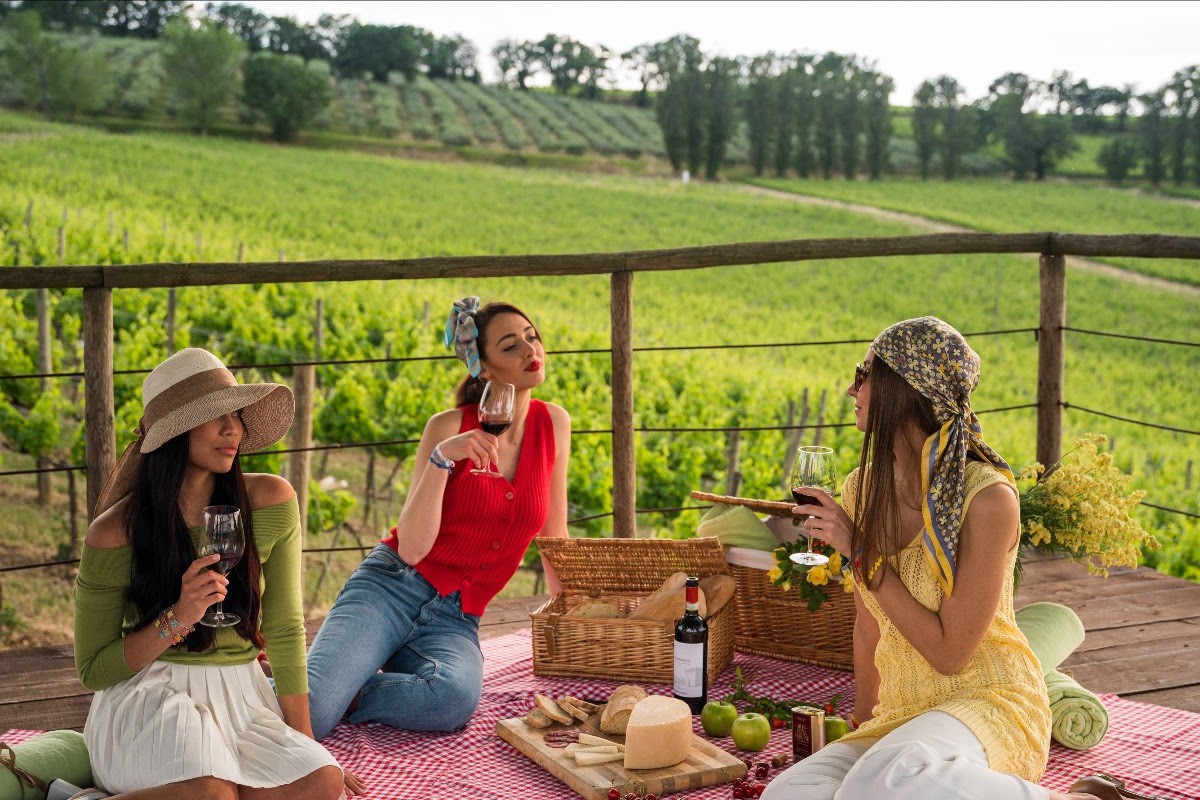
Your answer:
[824,715,852,743]
[731,712,771,752]
[701,701,738,737]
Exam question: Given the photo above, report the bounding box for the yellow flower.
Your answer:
[766,566,783,583]
[805,565,830,586]
[827,550,843,573]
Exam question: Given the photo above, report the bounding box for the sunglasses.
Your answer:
[853,362,871,391]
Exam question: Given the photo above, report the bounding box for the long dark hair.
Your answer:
[852,356,940,588]
[125,431,264,652]
[454,301,537,407]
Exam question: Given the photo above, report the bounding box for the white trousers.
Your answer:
[760,711,1049,800]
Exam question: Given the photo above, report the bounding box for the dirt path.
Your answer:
[739,184,1200,301]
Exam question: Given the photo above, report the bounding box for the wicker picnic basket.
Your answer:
[727,548,856,671]
[530,536,735,685]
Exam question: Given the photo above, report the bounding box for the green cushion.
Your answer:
[0,731,92,800]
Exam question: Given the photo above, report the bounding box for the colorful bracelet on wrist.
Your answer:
[154,605,193,645]
[428,443,454,473]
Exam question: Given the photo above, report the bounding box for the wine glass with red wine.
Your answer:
[472,381,516,476]
[198,505,244,627]
[788,446,836,566]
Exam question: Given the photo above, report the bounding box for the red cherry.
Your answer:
[646,795,657,800]
[742,757,754,770]
[732,788,745,799]
[755,763,769,780]
[755,784,766,797]
[608,790,621,800]
[824,703,835,714]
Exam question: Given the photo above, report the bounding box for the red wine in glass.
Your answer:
[788,446,836,566]
[198,505,244,627]
[791,488,822,508]
[473,381,516,476]
[480,421,511,436]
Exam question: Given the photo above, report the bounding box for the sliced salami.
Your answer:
[542,729,580,747]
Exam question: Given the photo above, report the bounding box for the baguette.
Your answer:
[599,685,647,735]
[534,693,574,725]
[644,571,688,604]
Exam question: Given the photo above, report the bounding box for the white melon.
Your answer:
[622,695,693,770]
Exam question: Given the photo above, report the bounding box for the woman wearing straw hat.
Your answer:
[72,348,361,799]
[761,317,1073,800]
[306,297,571,738]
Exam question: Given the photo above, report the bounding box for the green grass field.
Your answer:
[746,175,1200,286]
[1,114,1197,646]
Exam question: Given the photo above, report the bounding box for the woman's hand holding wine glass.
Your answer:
[789,446,838,566]
[472,381,515,477]
[197,505,245,628]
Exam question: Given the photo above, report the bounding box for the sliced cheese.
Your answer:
[574,751,625,766]
[565,743,622,754]
[578,733,618,747]
[622,695,694,770]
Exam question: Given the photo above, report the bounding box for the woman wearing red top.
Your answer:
[306,298,570,738]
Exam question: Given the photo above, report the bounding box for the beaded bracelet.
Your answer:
[428,443,455,473]
[154,605,192,645]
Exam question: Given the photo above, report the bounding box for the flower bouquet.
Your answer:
[768,539,850,612]
[1017,433,1157,583]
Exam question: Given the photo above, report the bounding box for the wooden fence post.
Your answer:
[166,288,177,355]
[610,271,636,538]
[1037,253,1066,468]
[289,301,321,544]
[83,287,115,519]
[36,288,52,506]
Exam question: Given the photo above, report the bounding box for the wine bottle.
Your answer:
[673,575,708,714]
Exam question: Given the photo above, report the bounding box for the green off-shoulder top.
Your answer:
[73,498,308,696]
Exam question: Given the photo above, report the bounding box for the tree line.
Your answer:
[3,1,1198,185]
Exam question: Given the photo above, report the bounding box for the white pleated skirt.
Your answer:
[83,659,339,793]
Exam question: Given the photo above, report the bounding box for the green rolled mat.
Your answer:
[1014,601,1085,672]
[0,730,92,800]
[696,503,777,551]
[1046,669,1110,750]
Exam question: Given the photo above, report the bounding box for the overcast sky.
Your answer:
[243,1,1199,102]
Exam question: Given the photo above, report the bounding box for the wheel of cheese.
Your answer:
[623,695,694,770]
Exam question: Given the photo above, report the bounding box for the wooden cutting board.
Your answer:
[496,714,748,800]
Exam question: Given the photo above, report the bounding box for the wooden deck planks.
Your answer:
[2,558,1198,732]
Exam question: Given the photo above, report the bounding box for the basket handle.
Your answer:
[542,614,562,658]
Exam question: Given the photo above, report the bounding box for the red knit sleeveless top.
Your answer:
[382,399,555,615]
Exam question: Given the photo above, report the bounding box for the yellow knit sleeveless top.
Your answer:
[838,461,1051,782]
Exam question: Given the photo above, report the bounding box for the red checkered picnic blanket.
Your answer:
[6,629,1198,798]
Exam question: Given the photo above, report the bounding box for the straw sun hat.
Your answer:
[94,348,295,516]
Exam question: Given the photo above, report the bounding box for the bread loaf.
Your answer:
[699,574,736,616]
[556,696,592,722]
[644,571,688,604]
[566,599,622,619]
[534,693,574,724]
[524,707,554,728]
[599,684,647,734]
[628,587,707,621]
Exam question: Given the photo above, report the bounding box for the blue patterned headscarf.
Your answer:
[871,316,1014,597]
[444,296,482,377]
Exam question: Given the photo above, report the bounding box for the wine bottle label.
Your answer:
[674,640,705,697]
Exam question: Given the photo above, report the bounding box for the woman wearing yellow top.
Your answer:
[762,317,1102,800]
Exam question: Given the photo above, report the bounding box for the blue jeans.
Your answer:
[306,545,484,740]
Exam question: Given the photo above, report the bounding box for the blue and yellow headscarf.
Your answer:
[871,316,1014,597]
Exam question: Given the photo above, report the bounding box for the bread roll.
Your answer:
[599,684,647,734]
